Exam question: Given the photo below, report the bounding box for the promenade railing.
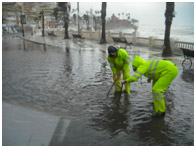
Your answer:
[49,29,194,52]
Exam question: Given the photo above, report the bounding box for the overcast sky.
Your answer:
[71,2,194,26]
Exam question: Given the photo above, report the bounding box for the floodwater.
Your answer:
[2,35,194,146]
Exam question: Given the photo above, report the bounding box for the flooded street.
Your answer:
[2,35,194,146]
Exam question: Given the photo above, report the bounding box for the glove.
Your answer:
[121,80,126,84]
[114,74,118,81]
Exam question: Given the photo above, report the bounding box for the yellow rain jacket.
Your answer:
[107,48,131,94]
[126,56,178,114]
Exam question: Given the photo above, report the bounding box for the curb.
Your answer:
[17,35,60,48]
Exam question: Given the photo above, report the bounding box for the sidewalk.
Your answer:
[2,102,71,146]
[3,33,193,146]
[18,33,109,51]
[18,33,188,65]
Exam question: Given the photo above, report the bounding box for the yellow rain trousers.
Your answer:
[107,48,131,94]
[126,56,178,114]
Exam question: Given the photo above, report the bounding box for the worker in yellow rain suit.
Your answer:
[107,45,131,94]
[121,56,178,117]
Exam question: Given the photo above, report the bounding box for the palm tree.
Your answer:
[93,15,97,31]
[100,2,107,44]
[53,7,59,21]
[57,2,71,39]
[127,13,130,20]
[118,13,120,18]
[122,12,124,19]
[94,10,99,31]
[73,14,77,25]
[83,14,90,30]
[40,10,45,37]
[162,2,175,57]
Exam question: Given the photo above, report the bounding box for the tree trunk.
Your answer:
[64,21,69,39]
[58,2,70,39]
[162,2,175,57]
[42,10,44,37]
[64,9,69,39]
[100,2,107,44]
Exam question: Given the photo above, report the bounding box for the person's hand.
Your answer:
[147,78,151,83]
[114,74,118,81]
[121,80,126,84]
[119,70,123,75]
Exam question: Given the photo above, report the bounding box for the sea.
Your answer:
[108,24,194,43]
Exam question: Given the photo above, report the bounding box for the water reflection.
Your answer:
[131,117,174,145]
[164,89,175,114]
[23,40,26,50]
[90,93,131,136]
[2,36,194,146]
[63,46,72,78]
[181,65,194,83]
[49,117,71,146]
[43,44,46,51]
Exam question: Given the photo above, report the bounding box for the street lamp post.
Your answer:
[77,2,80,35]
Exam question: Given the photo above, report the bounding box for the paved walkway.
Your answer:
[19,33,188,64]
[3,102,71,146]
[19,33,107,50]
[3,33,193,146]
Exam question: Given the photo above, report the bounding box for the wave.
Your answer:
[110,24,194,43]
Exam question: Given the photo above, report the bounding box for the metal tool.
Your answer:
[106,81,115,97]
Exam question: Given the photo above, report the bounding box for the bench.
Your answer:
[180,48,194,67]
[112,37,132,49]
[48,31,56,37]
[72,34,85,41]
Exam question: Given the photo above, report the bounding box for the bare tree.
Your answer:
[100,2,107,44]
[162,2,175,57]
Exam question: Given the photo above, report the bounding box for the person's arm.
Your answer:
[122,66,145,83]
[121,73,140,84]
[107,56,117,75]
[123,56,131,71]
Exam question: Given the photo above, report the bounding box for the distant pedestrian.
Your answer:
[121,56,178,117]
[107,45,131,94]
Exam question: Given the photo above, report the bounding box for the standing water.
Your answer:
[2,35,194,146]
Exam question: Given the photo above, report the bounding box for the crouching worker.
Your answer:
[107,45,131,94]
[121,56,178,117]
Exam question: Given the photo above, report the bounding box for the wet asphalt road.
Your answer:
[2,35,194,146]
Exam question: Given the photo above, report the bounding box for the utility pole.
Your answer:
[77,2,80,35]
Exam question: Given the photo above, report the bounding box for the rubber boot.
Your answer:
[153,99,166,118]
[125,83,130,94]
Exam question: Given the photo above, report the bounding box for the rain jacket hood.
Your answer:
[132,56,147,68]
